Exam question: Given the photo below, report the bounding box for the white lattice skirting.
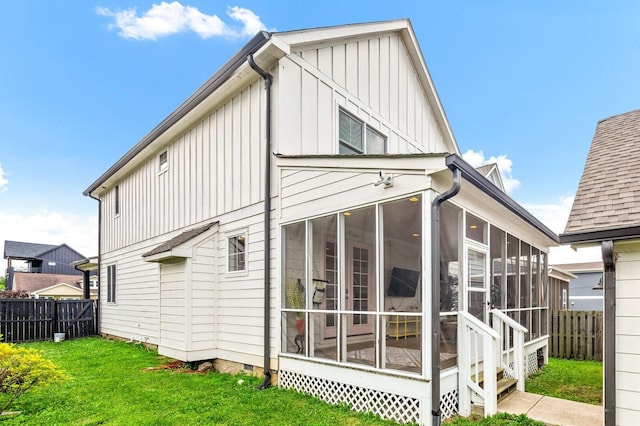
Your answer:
[279,369,421,424]
[439,388,459,420]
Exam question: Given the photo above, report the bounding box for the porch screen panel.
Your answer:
[506,234,519,309]
[344,206,376,330]
[490,226,505,309]
[383,196,423,312]
[531,248,539,308]
[520,242,530,309]
[310,215,338,339]
[439,201,460,313]
[282,222,307,355]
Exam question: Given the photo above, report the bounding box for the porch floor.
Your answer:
[498,390,603,426]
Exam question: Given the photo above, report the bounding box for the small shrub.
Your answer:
[0,290,30,299]
[0,340,68,413]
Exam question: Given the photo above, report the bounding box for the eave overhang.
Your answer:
[559,225,640,245]
[72,256,99,272]
[142,222,218,263]
[446,154,559,244]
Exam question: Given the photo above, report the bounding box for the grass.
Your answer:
[0,337,400,425]
[525,357,603,405]
[445,413,544,425]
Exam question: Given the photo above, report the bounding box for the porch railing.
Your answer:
[457,311,500,416]
[490,309,527,391]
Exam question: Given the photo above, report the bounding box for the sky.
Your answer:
[3,1,638,267]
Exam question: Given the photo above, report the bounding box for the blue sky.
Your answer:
[2,1,637,264]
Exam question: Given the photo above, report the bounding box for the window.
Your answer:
[114,185,120,216]
[107,264,116,303]
[159,151,168,172]
[339,109,386,154]
[228,235,246,272]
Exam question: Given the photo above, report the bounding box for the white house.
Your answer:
[84,20,557,424]
[561,109,640,426]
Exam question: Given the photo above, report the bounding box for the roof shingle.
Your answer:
[564,109,640,235]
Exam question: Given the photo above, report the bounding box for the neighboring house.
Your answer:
[560,109,640,425]
[547,266,575,311]
[3,240,85,289]
[552,262,603,311]
[83,20,558,424]
[11,272,98,300]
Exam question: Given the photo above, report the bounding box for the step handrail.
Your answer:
[490,309,527,392]
[458,311,500,417]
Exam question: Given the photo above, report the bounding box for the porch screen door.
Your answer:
[466,245,489,322]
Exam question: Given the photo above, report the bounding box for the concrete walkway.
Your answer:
[497,390,603,426]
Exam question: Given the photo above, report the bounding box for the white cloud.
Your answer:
[462,149,520,194]
[0,163,8,192]
[520,196,602,265]
[0,211,98,271]
[97,2,268,40]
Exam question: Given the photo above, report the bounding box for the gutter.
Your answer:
[602,240,615,426]
[431,166,461,426]
[446,154,558,243]
[247,53,273,390]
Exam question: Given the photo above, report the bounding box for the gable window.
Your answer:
[114,185,120,216]
[228,235,246,272]
[107,264,116,303]
[159,151,168,172]
[339,109,386,154]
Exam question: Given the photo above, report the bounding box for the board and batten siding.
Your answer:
[275,33,446,156]
[613,240,640,424]
[101,79,266,253]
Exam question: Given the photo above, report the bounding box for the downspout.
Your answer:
[431,167,461,426]
[89,195,102,335]
[602,240,615,426]
[247,53,273,390]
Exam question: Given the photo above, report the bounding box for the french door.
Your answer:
[347,242,373,335]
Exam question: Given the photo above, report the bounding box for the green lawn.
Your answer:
[525,357,603,405]
[0,337,400,425]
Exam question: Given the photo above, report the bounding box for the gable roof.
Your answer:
[143,222,217,261]
[4,240,58,260]
[561,109,640,244]
[475,163,505,192]
[13,272,83,293]
[84,19,459,198]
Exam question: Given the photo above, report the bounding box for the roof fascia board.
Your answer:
[446,154,559,243]
[144,248,192,263]
[400,20,459,156]
[85,32,277,197]
[560,225,640,245]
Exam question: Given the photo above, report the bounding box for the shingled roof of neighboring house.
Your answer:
[562,109,640,243]
[12,272,83,293]
[4,241,58,260]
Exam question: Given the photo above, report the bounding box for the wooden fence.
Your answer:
[0,299,96,343]
[549,310,603,361]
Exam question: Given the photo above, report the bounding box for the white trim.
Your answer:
[225,229,248,274]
